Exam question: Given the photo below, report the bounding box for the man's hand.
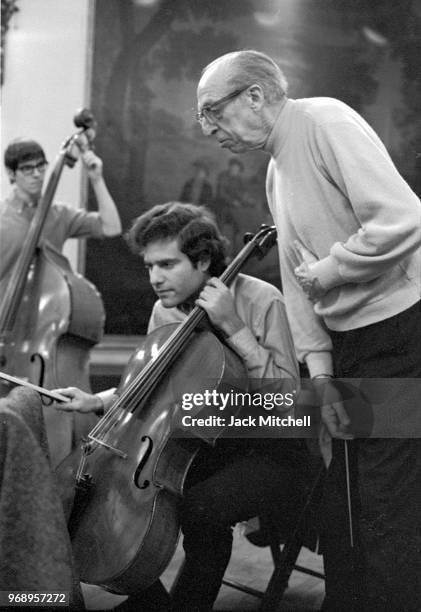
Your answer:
[196,277,244,337]
[81,150,104,182]
[293,240,326,302]
[313,378,353,439]
[52,387,102,413]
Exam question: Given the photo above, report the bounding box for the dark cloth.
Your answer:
[320,301,421,612]
[113,580,170,611]
[171,438,312,611]
[0,387,84,610]
[214,170,244,228]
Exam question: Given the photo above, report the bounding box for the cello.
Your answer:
[0,110,105,466]
[57,225,277,594]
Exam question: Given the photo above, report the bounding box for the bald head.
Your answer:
[198,50,288,104]
[196,50,287,153]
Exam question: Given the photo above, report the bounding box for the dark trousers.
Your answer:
[171,439,309,611]
[321,301,421,612]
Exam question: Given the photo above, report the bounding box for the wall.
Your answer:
[1,0,95,268]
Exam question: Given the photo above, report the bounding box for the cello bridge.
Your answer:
[87,434,128,459]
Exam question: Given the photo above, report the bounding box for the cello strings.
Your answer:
[89,310,204,439]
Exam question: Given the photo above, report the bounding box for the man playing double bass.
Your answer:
[54,202,312,611]
[0,138,122,467]
[1,137,122,282]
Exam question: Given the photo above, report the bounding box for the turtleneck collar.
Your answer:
[264,97,293,158]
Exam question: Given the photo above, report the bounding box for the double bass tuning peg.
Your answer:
[73,108,96,131]
[74,108,97,147]
[68,109,98,170]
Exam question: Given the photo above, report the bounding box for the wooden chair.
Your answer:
[221,464,326,611]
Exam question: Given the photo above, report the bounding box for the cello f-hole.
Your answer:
[134,435,154,490]
[30,352,45,387]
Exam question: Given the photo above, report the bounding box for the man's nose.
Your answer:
[149,266,163,285]
[200,119,217,137]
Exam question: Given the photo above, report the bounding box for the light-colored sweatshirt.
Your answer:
[265,97,421,376]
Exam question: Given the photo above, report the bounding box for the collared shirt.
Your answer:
[0,190,103,281]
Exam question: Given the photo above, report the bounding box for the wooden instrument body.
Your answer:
[0,244,104,465]
[0,110,103,466]
[58,323,248,594]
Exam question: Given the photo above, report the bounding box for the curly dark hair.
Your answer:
[126,202,228,277]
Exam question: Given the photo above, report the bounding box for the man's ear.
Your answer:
[248,84,265,110]
[198,256,211,273]
[6,168,15,184]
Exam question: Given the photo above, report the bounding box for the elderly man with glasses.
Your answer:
[0,138,121,282]
[196,49,421,612]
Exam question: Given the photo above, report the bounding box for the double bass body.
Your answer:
[0,111,106,466]
[0,244,104,465]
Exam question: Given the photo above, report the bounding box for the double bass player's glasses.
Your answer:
[17,160,49,176]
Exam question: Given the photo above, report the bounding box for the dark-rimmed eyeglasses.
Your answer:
[17,160,48,176]
[196,86,250,125]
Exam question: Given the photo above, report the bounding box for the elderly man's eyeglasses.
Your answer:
[17,161,48,176]
[196,86,250,125]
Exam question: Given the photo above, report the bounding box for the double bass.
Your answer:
[57,225,277,594]
[0,110,105,466]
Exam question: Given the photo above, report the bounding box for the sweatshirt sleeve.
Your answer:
[281,248,333,376]
[266,160,333,374]
[311,120,421,291]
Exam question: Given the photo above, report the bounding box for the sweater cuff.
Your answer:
[311,255,343,291]
[305,352,333,378]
